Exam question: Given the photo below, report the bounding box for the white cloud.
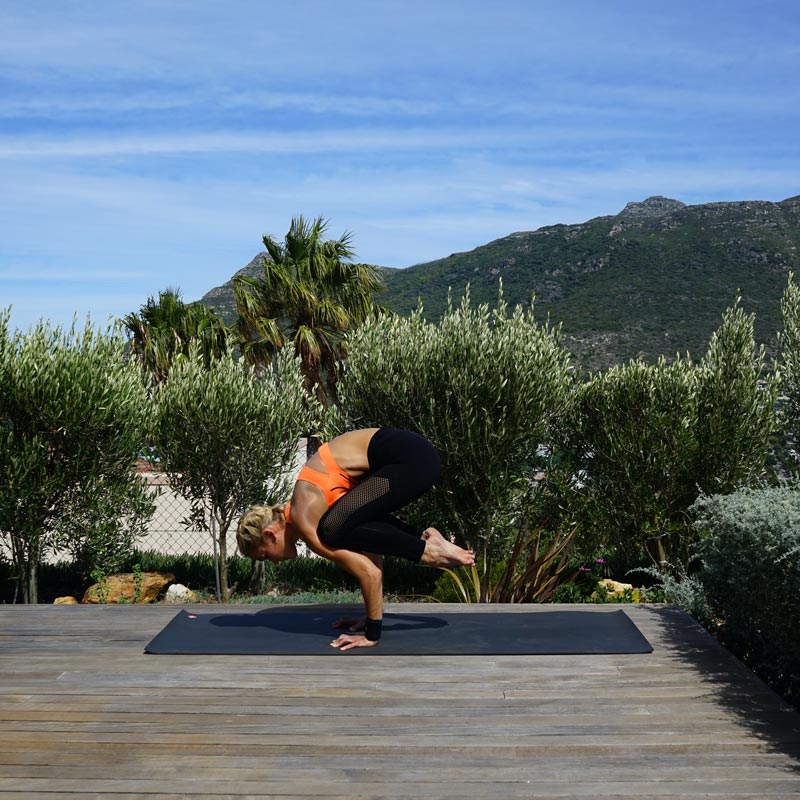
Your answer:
[1,0,798,334]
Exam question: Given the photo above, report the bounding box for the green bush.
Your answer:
[152,346,321,600]
[0,551,442,604]
[340,287,572,599]
[123,551,438,599]
[0,560,86,604]
[557,298,777,568]
[779,272,800,448]
[0,314,153,603]
[269,555,439,598]
[239,589,364,605]
[430,558,510,603]
[126,551,255,594]
[692,486,800,708]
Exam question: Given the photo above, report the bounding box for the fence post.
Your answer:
[210,515,222,603]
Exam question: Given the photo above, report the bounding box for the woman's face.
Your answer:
[254,523,297,563]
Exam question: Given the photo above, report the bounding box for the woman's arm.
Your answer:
[312,545,384,651]
[333,553,383,632]
[307,537,383,619]
[290,500,383,651]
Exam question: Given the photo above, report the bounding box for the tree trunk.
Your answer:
[479,539,490,603]
[218,527,230,602]
[17,555,38,604]
[305,435,321,459]
[249,560,267,595]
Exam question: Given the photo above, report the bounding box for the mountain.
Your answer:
[198,195,800,368]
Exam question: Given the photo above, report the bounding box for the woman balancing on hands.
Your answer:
[236,428,475,651]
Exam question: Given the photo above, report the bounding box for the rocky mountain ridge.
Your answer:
[199,195,800,368]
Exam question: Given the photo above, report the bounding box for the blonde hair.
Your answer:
[237,504,285,558]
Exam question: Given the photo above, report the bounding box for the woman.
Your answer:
[237,428,475,651]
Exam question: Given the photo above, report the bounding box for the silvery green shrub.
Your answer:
[0,312,153,603]
[560,299,777,566]
[339,288,572,590]
[153,346,322,600]
[692,485,800,708]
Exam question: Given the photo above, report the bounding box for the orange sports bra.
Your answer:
[283,442,358,523]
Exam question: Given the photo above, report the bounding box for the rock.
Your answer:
[591,578,634,599]
[54,596,78,605]
[619,196,686,218]
[82,572,175,604]
[164,583,197,603]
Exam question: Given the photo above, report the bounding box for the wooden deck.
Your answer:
[1,603,799,799]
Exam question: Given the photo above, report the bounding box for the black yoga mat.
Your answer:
[144,606,652,656]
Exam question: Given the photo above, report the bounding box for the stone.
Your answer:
[619,196,686,218]
[53,596,78,605]
[164,583,198,603]
[591,578,634,599]
[82,572,175,604]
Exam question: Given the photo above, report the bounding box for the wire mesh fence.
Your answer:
[137,469,212,556]
[136,438,308,557]
[0,440,309,566]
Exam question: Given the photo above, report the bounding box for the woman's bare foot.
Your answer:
[420,527,475,567]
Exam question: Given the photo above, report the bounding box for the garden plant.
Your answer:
[0,313,153,603]
[152,345,325,600]
[339,286,573,600]
[557,298,778,569]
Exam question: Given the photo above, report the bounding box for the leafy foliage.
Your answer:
[201,198,800,369]
[629,559,712,621]
[123,287,230,385]
[233,216,384,403]
[152,346,323,600]
[558,299,778,566]
[339,286,572,598]
[436,524,579,603]
[779,272,800,458]
[695,299,779,492]
[0,312,153,602]
[691,486,800,709]
[376,196,800,368]
[560,356,699,565]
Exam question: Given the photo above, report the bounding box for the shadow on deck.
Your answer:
[650,604,800,772]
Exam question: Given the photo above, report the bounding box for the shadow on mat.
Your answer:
[210,610,448,637]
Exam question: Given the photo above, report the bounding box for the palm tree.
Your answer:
[122,288,230,385]
[233,216,385,404]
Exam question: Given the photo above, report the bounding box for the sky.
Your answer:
[1,0,799,333]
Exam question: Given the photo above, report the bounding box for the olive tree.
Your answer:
[562,356,701,565]
[153,346,322,600]
[339,289,572,594]
[695,297,778,491]
[779,271,800,456]
[0,312,153,603]
[561,298,778,567]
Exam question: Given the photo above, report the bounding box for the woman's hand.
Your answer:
[332,615,366,632]
[330,633,379,652]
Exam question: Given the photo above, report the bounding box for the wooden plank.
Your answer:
[0,603,798,800]
[3,776,800,797]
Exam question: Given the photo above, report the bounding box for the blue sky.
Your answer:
[1,0,798,332]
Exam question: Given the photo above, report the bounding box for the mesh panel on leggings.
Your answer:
[319,475,391,542]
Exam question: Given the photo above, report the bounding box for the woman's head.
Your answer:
[237,504,295,562]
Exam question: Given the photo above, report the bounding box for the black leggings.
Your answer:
[317,429,440,562]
